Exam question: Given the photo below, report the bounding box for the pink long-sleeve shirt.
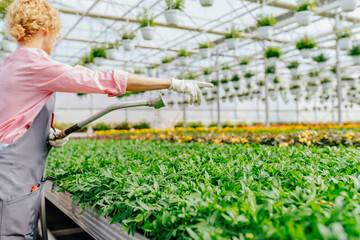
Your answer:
[0,45,128,144]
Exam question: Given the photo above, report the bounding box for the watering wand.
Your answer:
[54,91,166,140]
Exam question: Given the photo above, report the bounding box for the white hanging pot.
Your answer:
[179,56,189,66]
[105,49,118,60]
[221,97,227,103]
[204,74,212,82]
[164,9,180,25]
[344,79,356,86]
[266,73,275,81]
[267,57,278,67]
[232,81,240,88]
[321,82,332,90]
[222,69,231,78]
[240,65,248,73]
[199,48,211,59]
[318,62,326,70]
[162,63,171,71]
[225,38,237,50]
[2,40,17,52]
[290,88,301,95]
[258,26,272,39]
[339,0,357,12]
[308,85,319,92]
[93,57,107,66]
[221,82,230,89]
[229,96,235,102]
[294,11,313,26]
[292,78,301,85]
[338,37,352,50]
[290,68,298,76]
[140,26,155,40]
[199,0,214,7]
[352,56,360,65]
[122,39,134,51]
[148,68,156,77]
[300,48,312,58]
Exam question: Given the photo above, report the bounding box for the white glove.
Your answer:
[48,128,69,148]
[169,78,214,105]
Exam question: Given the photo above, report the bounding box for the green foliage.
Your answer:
[199,42,214,49]
[224,26,241,39]
[309,71,319,77]
[134,68,145,74]
[296,36,317,50]
[132,122,150,129]
[185,71,199,80]
[77,93,87,97]
[221,79,228,84]
[161,56,173,64]
[165,0,185,11]
[122,32,136,40]
[231,74,240,82]
[108,41,120,49]
[297,0,316,12]
[210,80,218,86]
[0,0,12,19]
[244,72,254,79]
[313,53,328,63]
[290,84,300,89]
[114,122,130,130]
[349,45,360,56]
[178,49,192,57]
[147,64,158,69]
[336,28,352,40]
[137,9,157,28]
[92,123,111,131]
[222,122,234,128]
[287,61,299,69]
[273,77,280,84]
[222,65,231,70]
[265,47,282,59]
[91,46,107,59]
[266,66,276,74]
[203,68,212,75]
[239,57,250,65]
[257,15,277,27]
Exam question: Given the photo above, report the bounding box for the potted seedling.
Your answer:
[244,72,254,84]
[294,0,316,26]
[342,76,356,86]
[265,47,282,67]
[92,46,107,65]
[313,53,328,70]
[339,0,357,12]
[224,26,241,50]
[349,86,357,95]
[309,71,319,82]
[121,31,136,51]
[229,94,236,102]
[106,41,120,60]
[231,74,240,88]
[292,74,302,85]
[199,42,213,59]
[336,28,352,50]
[307,81,319,92]
[265,66,276,81]
[257,80,265,87]
[161,56,173,71]
[268,88,276,99]
[349,45,360,65]
[222,65,232,78]
[320,77,332,89]
[199,0,214,7]
[221,78,229,89]
[287,61,299,76]
[221,95,226,103]
[164,0,185,25]
[273,77,280,88]
[296,36,317,58]
[290,84,301,95]
[257,15,277,39]
[178,49,192,66]
[203,68,213,82]
[147,64,158,76]
[137,10,157,40]
[239,57,250,72]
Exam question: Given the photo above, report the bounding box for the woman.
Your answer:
[0,0,212,238]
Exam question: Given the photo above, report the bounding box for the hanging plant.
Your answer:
[198,42,213,58]
[266,66,276,81]
[203,68,213,81]
[178,49,192,66]
[224,26,241,50]
[105,41,120,60]
[349,45,360,65]
[239,57,250,72]
[199,0,214,7]
[265,47,282,67]
[257,80,265,87]
[164,0,185,25]
[339,0,357,12]
[296,36,317,58]
[121,31,136,51]
[161,56,173,71]
[257,15,277,39]
[342,76,356,86]
[244,72,254,79]
[320,77,332,88]
[222,65,232,78]
[294,0,316,26]
[273,77,280,85]
[147,64,158,76]
[287,61,299,76]
[308,71,319,82]
[307,81,319,92]
[292,74,302,85]
[231,74,240,88]
[336,28,353,50]
[313,53,328,70]
[137,10,157,40]
[91,46,107,66]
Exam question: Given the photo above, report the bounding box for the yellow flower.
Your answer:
[245,233,254,239]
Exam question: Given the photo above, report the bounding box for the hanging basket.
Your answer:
[294,11,313,26]
[240,65,248,73]
[292,78,301,85]
[308,85,319,92]
[199,48,211,59]
[290,68,298,76]
[147,68,156,77]
[232,81,240,88]
[164,10,180,25]
[267,57,278,67]
[225,38,237,50]
[105,49,118,60]
[318,62,326,70]
[179,56,189,66]
[300,48,312,58]
[339,0,357,12]
[199,0,214,7]
[140,27,155,40]
[122,39,134,51]
[266,73,275,81]
[290,88,301,95]
[222,69,231,79]
[2,40,17,52]
[162,63,171,71]
[352,56,360,65]
[258,26,272,39]
[338,37,352,50]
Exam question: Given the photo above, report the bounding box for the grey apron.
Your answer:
[0,94,55,240]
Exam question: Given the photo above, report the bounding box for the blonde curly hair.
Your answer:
[6,0,61,42]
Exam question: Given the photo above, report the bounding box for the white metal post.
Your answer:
[264,59,270,128]
[216,49,221,129]
[335,12,343,125]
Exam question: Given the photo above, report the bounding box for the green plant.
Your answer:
[257,15,277,27]
[122,31,136,40]
[114,122,130,130]
[210,80,218,86]
[313,53,328,63]
[244,72,254,79]
[91,46,107,59]
[137,9,157,28]
[342,76,355,81]
[76,93,87,97]
[224,26,241,39]
[178,49,192,57]
[321,78,331,84]
[265,47,282,59]
[349,45,360,56]
[296,36,317,50]
[273,77,280,84]
[203,68,212,75]
[296,0,316,12]
[161,56,173,64]
[221,79,228,84]
[147,64,158,69]
[165,0,185,11]
[287,61,299,69]
[222,65,231,70]
[257,80,265,86]
[239,57,250,65]
[231,74,240,82]
[92,123,111,131]
[134,68,145,74]
[309,71,319,77]
[132,122,150,129]
[290,84,300,89]
[199,42,214,49]
[186,72,198,80]
[188,122,204,128]
[266,66,276,74]
[108,41,120,49]
[336,28,352,40]
[222,122,234,128]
